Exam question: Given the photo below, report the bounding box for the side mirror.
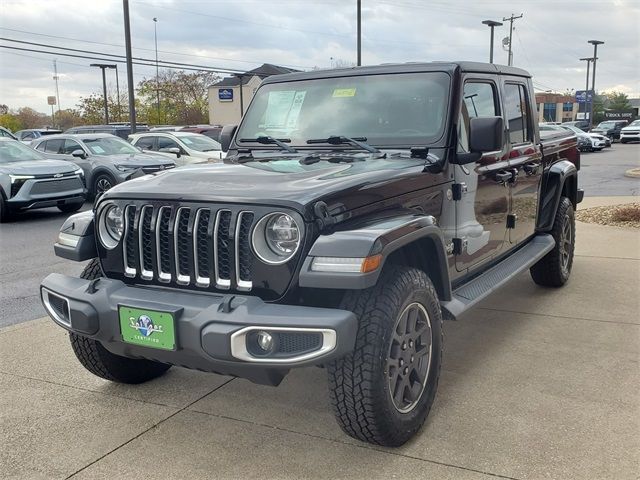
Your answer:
[453,116,504,165]
[71,149,86,159]
[159,147,181,157]
[219,124,238,152]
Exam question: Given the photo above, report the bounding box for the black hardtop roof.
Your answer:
[261,61,530,84]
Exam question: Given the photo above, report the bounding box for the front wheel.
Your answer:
[530,196,575,287]
[0,194,11,223]
[92,173,116,198]
[69,259,171,384]
[327,266,443,446]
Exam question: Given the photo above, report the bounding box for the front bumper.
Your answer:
[40,274,357,385]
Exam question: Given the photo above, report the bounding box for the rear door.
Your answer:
[455,78,510,272]
[502,80,542,245]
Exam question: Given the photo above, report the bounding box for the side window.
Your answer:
[458,81,498,152]
[35,141,47,151]
[21,132,35,140]
[62,139,82,154]
[504,83,532,145]
[136,136,156,150]
[157,137,179,150]
[44,139,64,153]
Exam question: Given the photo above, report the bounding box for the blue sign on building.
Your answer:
[575,90,594,103]
[218,88,233,101]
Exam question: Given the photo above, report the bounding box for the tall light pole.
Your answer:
[579,57,594,123]
[114,64,122,122]
[482,20,503,64]
[123,0,137,132]
[356,0,361,66]
[588,40,604,130]
[90,63,116,124]
[153,17,161,125]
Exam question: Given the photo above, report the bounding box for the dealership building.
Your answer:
[207,63,298,126]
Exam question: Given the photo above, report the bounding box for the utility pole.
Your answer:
[579,57,594,123]
[502,13,523,66]
[482,20,503,64]
[153,17,161,124]
[114,64,122,122]
[90,63,115,124]
[52,60,61,113]
[356,0,362,66]
[123,0,137,133]
[588,40,604,130]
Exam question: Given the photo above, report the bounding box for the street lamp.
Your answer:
[90,63,117,124]
[153,17,161,125]
[587,40,604,130]
[482,20,503,64]
[579,57,595,123]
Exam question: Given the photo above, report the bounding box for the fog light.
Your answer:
[256,331,274,353]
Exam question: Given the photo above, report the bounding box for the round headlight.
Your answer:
[252,213,301,264]
[98,204,124,249]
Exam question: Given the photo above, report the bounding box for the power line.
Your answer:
[0,37,245,74]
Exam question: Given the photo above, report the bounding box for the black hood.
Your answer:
[102,153,447,219]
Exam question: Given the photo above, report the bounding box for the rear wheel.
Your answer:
[327,265,443,446]
[530,196,575,287]
[69,258,171,384]
[0,194,11,223]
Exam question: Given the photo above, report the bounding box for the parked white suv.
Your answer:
[128,132,225,166]
[620,119,640,143]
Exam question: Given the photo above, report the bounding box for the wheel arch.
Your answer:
[299,213,452,301]
[537,160,580,232]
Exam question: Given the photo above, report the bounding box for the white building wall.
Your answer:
[208,76,261,126]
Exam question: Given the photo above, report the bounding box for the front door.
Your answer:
[502,81,542,245]
[455,79,510,273]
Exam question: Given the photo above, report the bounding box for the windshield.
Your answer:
[236,72,451,147]
[562,125,583,134]
[178,135,221,152]
[627,120,640,127]
[82,136,140,155]
[0,140,47,163]
[596,121,617,128]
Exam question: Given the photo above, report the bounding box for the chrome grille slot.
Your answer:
[115,203,258,292]
[123,206,137,277]
[194,209,212,287]
[214,210,232,289]
[174,208,192,285]
[235,211,254,291]
[139,206,154,280]
[156,207,172,283]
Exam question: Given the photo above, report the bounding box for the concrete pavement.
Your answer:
[1,211,638,479]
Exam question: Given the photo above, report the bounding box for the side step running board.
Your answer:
[441,234,555,320]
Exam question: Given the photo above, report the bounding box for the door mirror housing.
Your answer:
[219,124,238,152]
[453,116,504,165]
[159,147,181,157]
[71,149,86,159]
[469,116,504,153]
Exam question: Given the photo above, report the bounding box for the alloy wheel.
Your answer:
[387,302,433,413]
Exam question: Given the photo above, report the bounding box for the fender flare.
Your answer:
[299,213,451,300]
[537,160,579,232]
[53,210,97,262]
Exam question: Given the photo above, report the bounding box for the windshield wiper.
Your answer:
[239,136,298,153]
[306,135,380,153]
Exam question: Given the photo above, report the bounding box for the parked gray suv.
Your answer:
[32,134,175,197]
[0,138,86,222]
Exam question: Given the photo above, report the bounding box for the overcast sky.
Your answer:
[1,0,638,113]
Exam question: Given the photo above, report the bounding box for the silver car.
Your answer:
[0,138,86,222]
[31,134,175,198]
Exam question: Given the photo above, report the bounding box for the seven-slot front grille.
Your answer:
[122,205,255,291]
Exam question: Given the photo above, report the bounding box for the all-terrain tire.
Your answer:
[327,265,443,447]
[69,258,171,384]
[530,196,575,287]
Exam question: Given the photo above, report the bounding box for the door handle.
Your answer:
[494,170,513,183]
[523,162,540,175]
